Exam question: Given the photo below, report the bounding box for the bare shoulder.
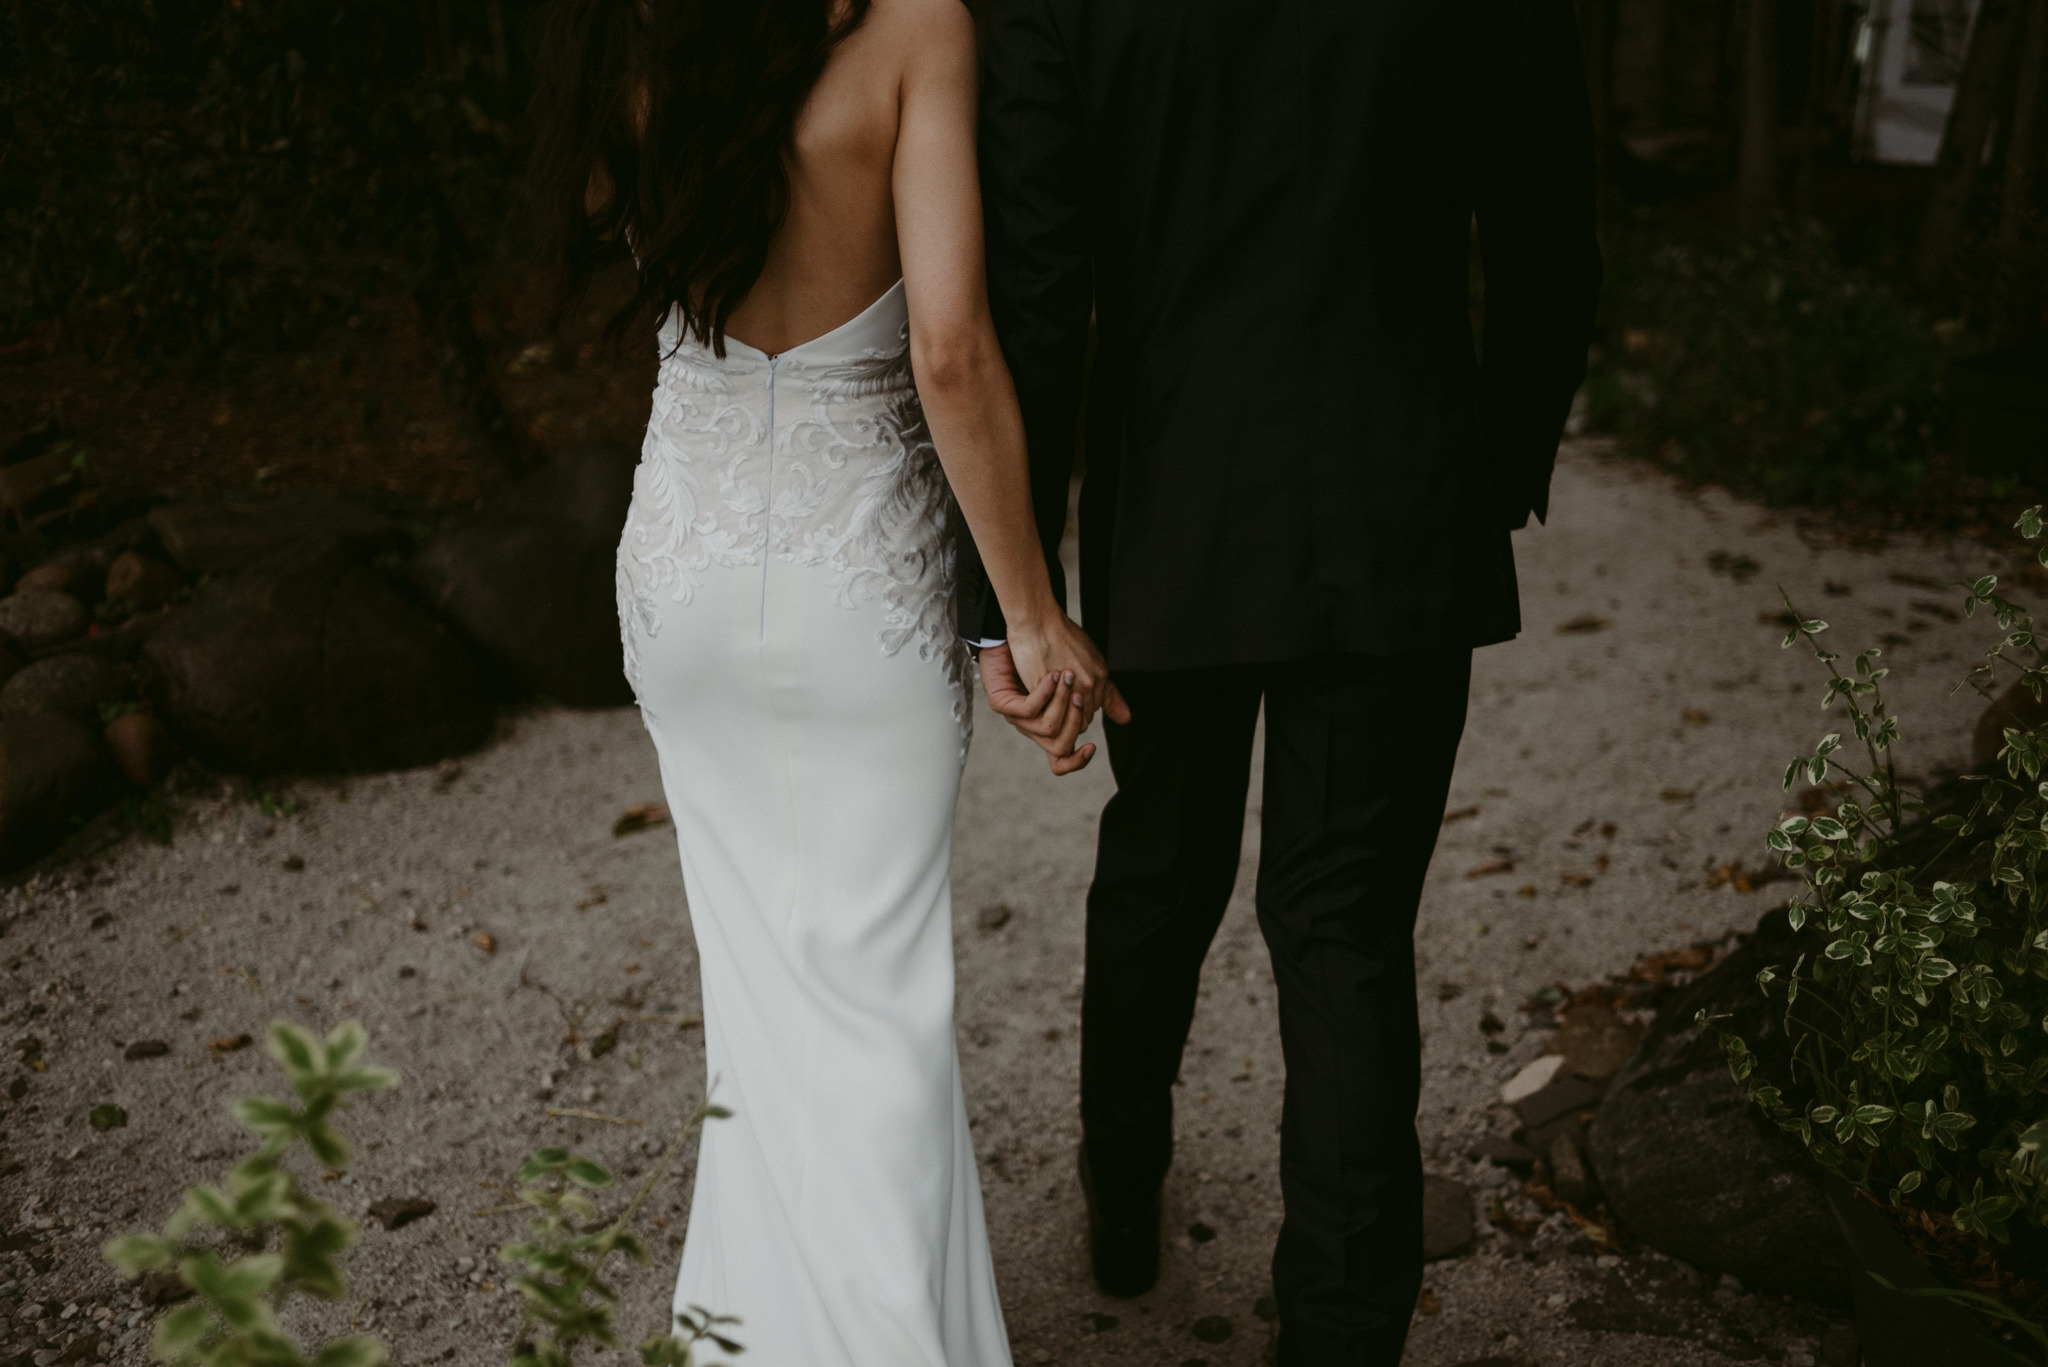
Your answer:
[864,0,976,75]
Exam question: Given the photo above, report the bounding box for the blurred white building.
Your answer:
[1852,0,1979,163]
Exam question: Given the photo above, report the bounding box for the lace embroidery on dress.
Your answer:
[615,311,972,743]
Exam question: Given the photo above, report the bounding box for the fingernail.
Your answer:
[1063,671,1074,684]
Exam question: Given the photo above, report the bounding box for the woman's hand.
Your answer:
[981,617,1131,775]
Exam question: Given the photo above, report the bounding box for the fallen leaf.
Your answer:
[1595,852,1611,873]
[1758,609,1798,628]
[472,932,496,954]
[1488,1198,1542,1238]
[1559,872,1594,889]
[1627,946,1713,984]
[1418,1289,1442,1315]
[1659,788,1695,803]
[1556,614,1611,635]
[1441,804,1480,825]
[1515,883,1538,898]
[367,1196,437,1230]
[1465,858,1516,878]
[613,804,671,837]
[1706,861,1757,894]
[1681,708,1710,725]
[209,1034,253,1054]
[89,1104,127,1131]
[123,1040,169,1061]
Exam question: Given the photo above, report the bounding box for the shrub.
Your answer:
[1585,221,1969,509]
[1715,509,2048,1334]
[103,1020,398,1367]
[104,1019,731,1367]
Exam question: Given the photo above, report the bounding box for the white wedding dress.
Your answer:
[615,280,1012,1367]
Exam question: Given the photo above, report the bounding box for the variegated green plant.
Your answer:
[104,1018,733,1367]
[103,1020,397,1367]
[1715,508,2048,1249]
[502,1097,736,1367]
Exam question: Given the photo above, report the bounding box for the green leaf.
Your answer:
[104,1234,176,1275]
[324,1020,369,1073]
[154,1302,212,1358]
[234,1096,299,1130]
[268,1021,320,1079]
[304,1122,352,1170]
[564,1159,613,1190]
[312,1335,389,1367]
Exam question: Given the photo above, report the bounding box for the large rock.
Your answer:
[0,711,116,869]
[13,517,156,603]
[104,550,185,609]
[0,633,23,693]
[0,655,130,723]
[142,546,491,773]
[1587,907,1856,1303]
[147,491,400,576]
[409,444,635,707]
[0,589,89,648]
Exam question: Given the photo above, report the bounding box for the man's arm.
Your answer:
[956,0,1094,643]
[1472,0,1603,530]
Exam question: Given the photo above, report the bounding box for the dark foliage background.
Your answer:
[3,0,534,359]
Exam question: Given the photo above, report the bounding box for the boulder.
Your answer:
[0,633,23,692]
[0,451,73,513]
[0,655,130,723]
[0,711,117,869]
[0,589,89,649]
[13,517,156,603]
[1971,676,2048,768]
[409,444,636,707]
[1586,906,1856,1303]
[147,491,400,576]
[104,551,185,609]
[142,545,492,773]
[104,712,175,787]
[17,554,100,599]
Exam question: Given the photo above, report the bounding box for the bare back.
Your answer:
[721,0,936,356]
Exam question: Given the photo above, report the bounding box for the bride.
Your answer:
[529,0,1123,1362]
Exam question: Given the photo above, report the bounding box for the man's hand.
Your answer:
[980,642,1127,775]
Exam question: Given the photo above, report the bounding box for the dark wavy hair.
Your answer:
[527,0,872,357]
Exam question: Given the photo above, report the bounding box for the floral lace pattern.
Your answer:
[615,295,972,742]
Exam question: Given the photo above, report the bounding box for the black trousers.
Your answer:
[1079,649,1473,1367]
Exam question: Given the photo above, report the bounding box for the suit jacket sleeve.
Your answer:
[1473,0,1603,530]
[953,0,1095,643]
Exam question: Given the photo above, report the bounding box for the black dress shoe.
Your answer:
[1078,1148,1161,1297]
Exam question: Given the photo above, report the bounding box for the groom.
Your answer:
[959,1,1601,1362]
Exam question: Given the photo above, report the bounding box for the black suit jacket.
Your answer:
[954,0,1602,670]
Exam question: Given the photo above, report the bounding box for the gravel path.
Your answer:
[0,443,2024,1367]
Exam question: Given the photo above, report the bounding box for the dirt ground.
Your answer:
[1,443,2029,1367]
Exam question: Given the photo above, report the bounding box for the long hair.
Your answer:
[527,0,872,357]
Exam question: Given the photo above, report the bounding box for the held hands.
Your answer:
[979,617,1131,775]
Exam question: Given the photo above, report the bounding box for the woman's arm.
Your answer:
[891,0,1126,769]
